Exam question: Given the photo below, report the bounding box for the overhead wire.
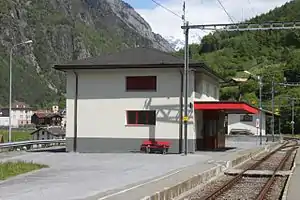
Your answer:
[150,0,182,19]
[247,0,256,16]
[216,0,235,23]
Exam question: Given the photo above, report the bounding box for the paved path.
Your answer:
[287,149,300,200]
[0,151,27,161]
[0,142,268,200]
[86,149,250,200]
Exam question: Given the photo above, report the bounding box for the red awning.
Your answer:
[194,101,259,114]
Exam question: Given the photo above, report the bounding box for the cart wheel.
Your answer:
[146,146,150,153]
[162,148,167,154]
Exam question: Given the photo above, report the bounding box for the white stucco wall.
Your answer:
[227,113,266,136]
[0,117,9,126]
[11,110,33,127]
[194,72,219,101]
[66,68,195,140]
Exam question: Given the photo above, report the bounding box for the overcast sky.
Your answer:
[124,0,292,41]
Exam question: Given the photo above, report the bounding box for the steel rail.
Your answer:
[255,146,298,200]
[201,142,289,200]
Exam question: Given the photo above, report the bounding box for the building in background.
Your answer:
[52,105,59,113]
[31,112,63,128]
[0,101,33,128]
[59,108,67,128]
[0,109,9,127]
[31,127,65,140]
[227,109,280,136]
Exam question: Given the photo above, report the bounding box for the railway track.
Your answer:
[184,141,298,200]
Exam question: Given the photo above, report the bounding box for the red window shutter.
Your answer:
[135,111,138,124]
[126,110,156,125]
[126,76,156,91]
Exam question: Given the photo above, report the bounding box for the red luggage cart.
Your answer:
[140,140,171,154]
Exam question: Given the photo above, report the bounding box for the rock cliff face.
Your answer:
[0,0,173,107]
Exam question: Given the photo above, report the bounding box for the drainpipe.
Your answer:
[179,70,183,154]
[73,71,79,152]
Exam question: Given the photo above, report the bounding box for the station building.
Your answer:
[54,47,260,153]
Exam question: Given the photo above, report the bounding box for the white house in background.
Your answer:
[0,102,33,128]
[227,109,279,136]
[31,127,65,140]
[54,47,259,153]
[0,110,9,127]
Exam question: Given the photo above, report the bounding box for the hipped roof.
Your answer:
[53,47,224,81]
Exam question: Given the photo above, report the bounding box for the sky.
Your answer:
[123,0,292,42]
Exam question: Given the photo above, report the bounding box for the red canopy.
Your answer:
[194,101,258,114]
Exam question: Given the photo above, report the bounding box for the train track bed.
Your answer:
[215,177,269,200]
[237,145,296,172]
[180,142,298,200]
[281,148,297,170]
[187,175,232,200]
[264,177,288,200]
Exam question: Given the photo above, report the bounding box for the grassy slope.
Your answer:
[0,161,47,180]
[0,130,31,142]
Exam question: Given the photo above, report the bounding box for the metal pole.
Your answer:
[292,98,295,136]
[279,117,281,141]
[180,1,185,154]
[183,21,189,155]
[258,76,263,145]
[9,48,13,143]
[8,40,32,143]
[271,79,275,142]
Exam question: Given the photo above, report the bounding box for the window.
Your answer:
[214,87,218,98]
[126,110,156,125]
[240,114,253,122]
[126,76,157,91]
[206,83,210,95]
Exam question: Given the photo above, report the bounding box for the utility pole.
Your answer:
[183,20,189,155]
[292,98,295,136]
[279,117,281,140]
[271,79,275,142]
[179,1,186,154]
[181,21,300,145]
[182,0,189,155]
[258,76,263,145]
[9,40,32,143]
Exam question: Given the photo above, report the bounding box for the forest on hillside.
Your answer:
[176,0,300,134]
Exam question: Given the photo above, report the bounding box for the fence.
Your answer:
[0,139,65,152]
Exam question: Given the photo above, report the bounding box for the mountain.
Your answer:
[166,36,185,51]
[166,33,204,51]
[175,0,300,134]
[0,0,173,108]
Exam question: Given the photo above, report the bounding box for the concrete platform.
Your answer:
[0,142,277,200]
[286,149,300,200]
[224,169,291,176]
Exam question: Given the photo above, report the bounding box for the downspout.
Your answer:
[179,70,184,154]
[73,71,78,152]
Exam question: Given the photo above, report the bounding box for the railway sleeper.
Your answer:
[224,169,291,177]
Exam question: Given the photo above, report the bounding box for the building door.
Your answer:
[195,110,203,151]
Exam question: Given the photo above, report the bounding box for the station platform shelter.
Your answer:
[193,101,259,151]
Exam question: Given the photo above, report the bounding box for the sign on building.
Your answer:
[256,118,260,128]
[240,114,253,122]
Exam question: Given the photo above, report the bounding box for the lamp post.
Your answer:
[9,40,33,142]
[244,70,263,145]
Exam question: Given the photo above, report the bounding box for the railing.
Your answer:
[0,139,66,152]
